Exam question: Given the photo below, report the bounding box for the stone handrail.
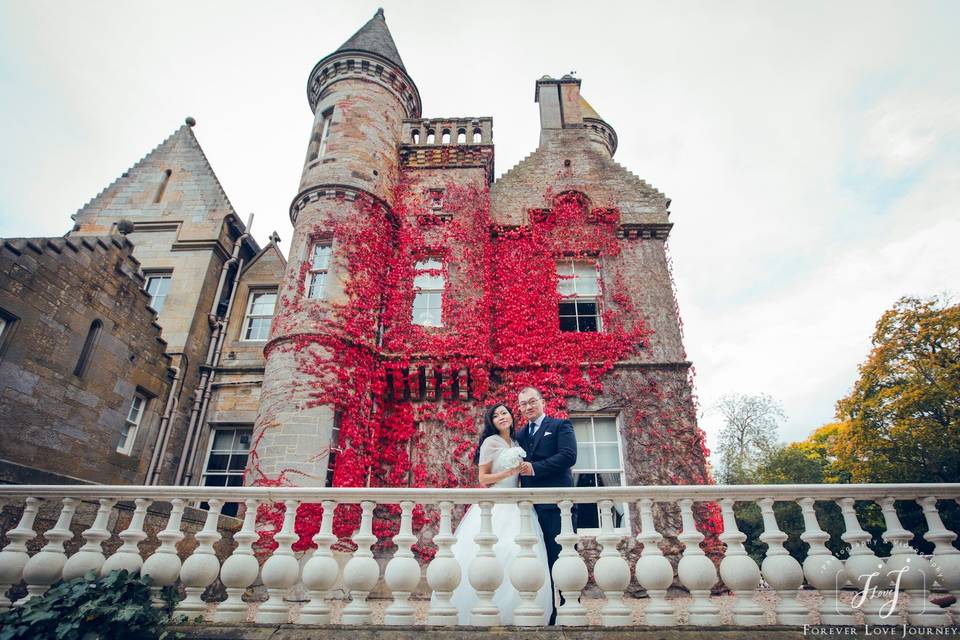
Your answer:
[0,483,958,628]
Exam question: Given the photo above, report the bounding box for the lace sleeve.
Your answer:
[478,436,506,465]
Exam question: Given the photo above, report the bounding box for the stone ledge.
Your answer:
[170,624,960,640]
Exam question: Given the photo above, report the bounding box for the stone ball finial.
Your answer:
[540,74,553,80]
[375,7,384,17]
[185,117,196,127]
[116,219,135,235]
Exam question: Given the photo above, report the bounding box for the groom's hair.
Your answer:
[518,386,543,400]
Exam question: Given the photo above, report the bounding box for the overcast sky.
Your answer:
[2,0,958,460]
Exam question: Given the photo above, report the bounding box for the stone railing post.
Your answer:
[757,497,807,625]
[63,497,118,581]
[553,499,588,626]
[595,499,631,626]
[214,498,259,622]
[20,498,79,602]
[257,499,301,623]
[838,498,887,624]
[718,498,763,625]
[509,500,547,625]
[141,498,185,608]
[0,497,39,609]
[676,498,720,625]
[177,498,223,617]
[300,500,339,625]
[634,497,674,625]
[385,500,420,625]
[426,500,461,625]
[341,500,379,625]
[919,497,960,618]
[880,497,948,626]
[468,500,502,626]
[101,498,151,576]
[798,497,854,624]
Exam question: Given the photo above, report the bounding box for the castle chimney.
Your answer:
[535,74,583,130]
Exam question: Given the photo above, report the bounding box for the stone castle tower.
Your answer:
[249,10,711,538]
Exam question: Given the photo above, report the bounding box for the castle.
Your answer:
[0,10,711,541]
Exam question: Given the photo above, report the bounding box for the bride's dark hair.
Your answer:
[473,403,516,463]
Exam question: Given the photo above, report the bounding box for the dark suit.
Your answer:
[517,415,578,625]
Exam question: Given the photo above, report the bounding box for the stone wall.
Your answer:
[0,236,171,485]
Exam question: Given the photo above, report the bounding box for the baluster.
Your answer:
[838,498,887,624]
[341,500,379,625]
[256,499,300,623]
[634,498,674,625]
[595,499,631,625]
[177,498,223,617]
[101,497,151,575]
[214,499,258,622]
[676,498,720,625]
[880,497,948,626]
[799,497,854,624]
[718,498,763,625]
[20,498,79,601]
[141,498,185,608]
[0,497,39,609]
[300,500,339,625]
[554,499,588,626]
[385,501,420,625]
[426,500,461,625]
[508,500,546,625]
[62,498,117,581]
[468,500,502,626]
[758,498,808,624]
[919,497,960,618]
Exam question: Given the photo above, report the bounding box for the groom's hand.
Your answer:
[519,462,534,476]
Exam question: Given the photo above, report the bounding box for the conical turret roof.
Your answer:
[336,8,406,71]
[578,95,602,121]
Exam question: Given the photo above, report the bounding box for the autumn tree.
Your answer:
[714,392,785,484]
[834,295,960,483]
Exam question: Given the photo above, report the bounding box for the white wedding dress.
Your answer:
[436,434,553,625]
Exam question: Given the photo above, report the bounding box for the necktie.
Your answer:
[529,421,538,438]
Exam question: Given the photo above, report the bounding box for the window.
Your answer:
[145,273,172,313]
[201,428,252,517]
[317,109,333,159]
[242,290,277,341]
[307,243,332,299]
[73,319,102,378]
[412,259,444,327]
[325,416,341,488]
[117,393,146,455]
[557,260,601,332]
[428,189,444,210]
[572,416,628,533]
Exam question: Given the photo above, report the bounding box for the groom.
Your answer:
[516,386,578,626]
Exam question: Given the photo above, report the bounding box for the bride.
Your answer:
[436,403,553,625]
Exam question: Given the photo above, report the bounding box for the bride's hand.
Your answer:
[507,464,522,476]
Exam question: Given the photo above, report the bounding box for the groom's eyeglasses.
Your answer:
[518,399,541,408]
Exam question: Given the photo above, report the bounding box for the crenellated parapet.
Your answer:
[307,51,421,119]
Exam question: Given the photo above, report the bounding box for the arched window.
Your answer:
[411,129,420,144]
[457,129,466,144]
[426,129,436,144]
[74,319,102,377]
[441,129,451,144]
[473,128,482,143]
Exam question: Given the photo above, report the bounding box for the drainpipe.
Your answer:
[174,214,252,485]
[145,354,186,485]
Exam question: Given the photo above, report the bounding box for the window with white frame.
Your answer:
[242,290,277,341]
[571,415,628,532]
[306,243,332,299]
[412,259,444,327]
[145,273,172,313]
[307,109,333,163]
[428,188,444,210]
[201,428,252,517]
[557,260,601,332]
[325,416,341,488]
[117,393,147,455]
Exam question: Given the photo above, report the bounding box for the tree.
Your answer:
[834,295,960,483]
[714,392,785,484]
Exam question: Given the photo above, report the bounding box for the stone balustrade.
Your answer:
[1,484,958,627]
